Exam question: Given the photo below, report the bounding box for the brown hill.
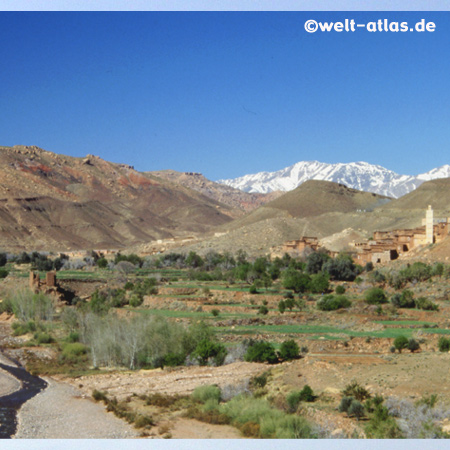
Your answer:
[149,170,281,215]
[375,178,450,213]
[0,145,235,251]
[223,180,392,231]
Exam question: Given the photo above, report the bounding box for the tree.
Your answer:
[278,300,286,314]
[305,251,330,274]
[407,338,420,353]
[278,340,299,361]
[309,273,330,294]
[244,341,278,364]
[282,269,311,293]
[323,255,357,281]
[194,339,227,366]
[393,335,408,353]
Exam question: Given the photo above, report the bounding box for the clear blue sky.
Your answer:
[1,11,449,180]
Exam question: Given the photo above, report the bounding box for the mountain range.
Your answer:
[218,161,450,198]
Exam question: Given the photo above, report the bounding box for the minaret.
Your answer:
[426,205,434,244]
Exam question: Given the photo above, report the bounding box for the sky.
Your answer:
[0,8,449,182]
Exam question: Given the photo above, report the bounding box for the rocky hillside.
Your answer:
[0,146,235,251]
[149,170,281,215]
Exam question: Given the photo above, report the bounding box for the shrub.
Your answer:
[129,294,144,308]
[97,258,108,269]
[438,336,450,352]
[317,295,351,311]
[134,414,154,429]
[393,335,409,353]
[391,290,415,308]
[62,342,88,363]
[335,285,346,295]
[339,396,354,413]
[415,297,438,311]
[35,332,54,344]
[348,400,365,420]
[342,380,371,401]
[251,372,269,389]
[192,385,221,404]
[298,385,315,402]
[244,341,278,364]
[0,267,9,279]
[278,300,286,314]
[365,287,387,305]
[407,338,420,353]
[278,340,299,361]
[258,305,268,315]
[282,269,311,293]
[249,285,258,294]
[211,309,220,317]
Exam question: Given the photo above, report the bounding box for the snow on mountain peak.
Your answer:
[217,161,450,198]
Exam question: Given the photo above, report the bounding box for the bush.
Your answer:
[415,297,438,311]
[129,294,144,308]
[342,380,371,401]
[309,273,330,294]
[258,305,268,315]
[407,338,420,353]
[393,335,409,353]
[192,385,221,404]
[335,285,346,295]
[194,339,227,366]
[61,342,88,364]
[438,336,450,352]
[278,300,286,314]
[251,372,269,389]
[317,295,351,311]
[339,396,354,413]
[134,414,154,429]
[35,332,54,344]
[348,400,365,420]
[278,340,299,361]
[391,290,415,308]
[97,258,108,269]
[244,341,278,364]
[0,267,9,279]
[211,309,220,317]
[365,287,387,305]
[249,285,258,294]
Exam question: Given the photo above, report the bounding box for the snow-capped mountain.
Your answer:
[218,161,450,199]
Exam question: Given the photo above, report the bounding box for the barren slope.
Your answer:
[0,146,235,251]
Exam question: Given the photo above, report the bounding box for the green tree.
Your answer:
[278,340,299,361]
[393,335,408,353]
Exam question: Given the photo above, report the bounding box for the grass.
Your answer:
[374,320,438,326]
[131,308,255,320]
[217,323,450,339]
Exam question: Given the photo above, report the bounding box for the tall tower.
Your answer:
[426,205,434,244]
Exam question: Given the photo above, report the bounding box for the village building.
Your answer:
[354,205,450,265]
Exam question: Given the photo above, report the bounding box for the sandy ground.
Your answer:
[68,361,267,400]
[13,377,140,439]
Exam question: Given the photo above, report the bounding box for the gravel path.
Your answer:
[13,377,140,439]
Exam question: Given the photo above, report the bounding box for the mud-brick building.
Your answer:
[282,237,319,253]
[354,205,450,265]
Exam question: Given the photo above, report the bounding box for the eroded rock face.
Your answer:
[0,146,235,252]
